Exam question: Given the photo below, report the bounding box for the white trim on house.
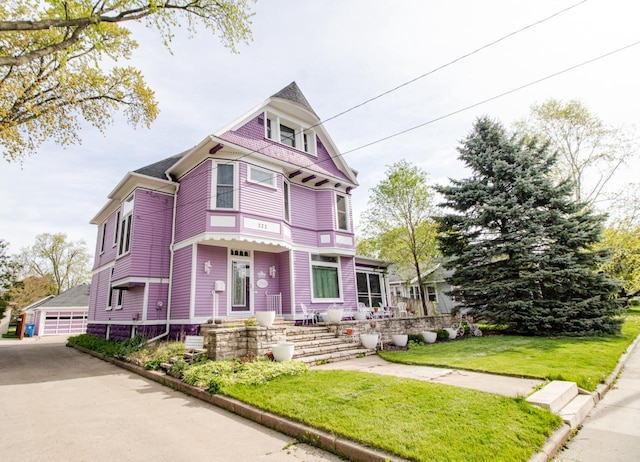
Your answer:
[309,253,344,304]
[91,260,114,276]
[190,243,198,320]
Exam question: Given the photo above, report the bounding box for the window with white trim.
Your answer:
[336,193,348,231]
[248,165,276,189]
[311,255,341,301]
[115,289,124,310]
[99,222,107,254]
[213,162,236,209]
[264,111,316,155]
[112,210,120,247]
[106,268,114,310]
[117,195,133,256]
[283,180,290,222]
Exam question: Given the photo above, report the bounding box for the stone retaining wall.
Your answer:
[331,315,453,344]
[203,325,287,360]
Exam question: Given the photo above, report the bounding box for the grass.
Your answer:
[379,308,640,391]
[223,370,561,462]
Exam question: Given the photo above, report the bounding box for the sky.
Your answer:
[1,0,639,257]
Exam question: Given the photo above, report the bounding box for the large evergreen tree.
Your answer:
[437,117,623,336]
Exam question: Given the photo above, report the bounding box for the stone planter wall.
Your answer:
[202,325,286,360]
[332,315,453,345]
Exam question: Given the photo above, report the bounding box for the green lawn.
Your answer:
[223,370,561,462]
[380,308,640,391]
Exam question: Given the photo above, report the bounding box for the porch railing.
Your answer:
[265,292,282,315]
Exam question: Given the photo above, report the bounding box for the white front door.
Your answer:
[231,260,252,314]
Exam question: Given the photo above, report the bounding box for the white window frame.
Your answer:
[283,179,291,222]
[117,195,134,257]
[115,289,124,310]
[248,165,276,189]
[310,254,343,303]
[211,161,238,210]
[112,210,120,247]
[335,193,349,231]
[99,222,107,254]
[264,111,317,156]
[106,269,114,311]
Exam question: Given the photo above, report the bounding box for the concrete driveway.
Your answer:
[0,336,340,462]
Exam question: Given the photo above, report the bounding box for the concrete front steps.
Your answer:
[284,325,375,365]
[526,380,595,428]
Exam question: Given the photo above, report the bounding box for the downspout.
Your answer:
[147,181,179,344]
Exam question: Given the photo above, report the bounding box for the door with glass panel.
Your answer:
[231,260,252,313]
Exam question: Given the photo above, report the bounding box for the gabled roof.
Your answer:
[40,283,90,308]
[271,82,319,118]
[22,295,55,312]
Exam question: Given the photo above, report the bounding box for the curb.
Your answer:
[70,344,407,462]
[528,333,640,462]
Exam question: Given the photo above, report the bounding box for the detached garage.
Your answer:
[32,284,90,336]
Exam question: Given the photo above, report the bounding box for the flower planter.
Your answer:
[421,331,437,344]
[271,342,295,361]
[360,333,379,349]
[444,327,458,340]
[327,308,344,323]
[255,311,276,328]
[391,334,408,347]
[354,311,368,321]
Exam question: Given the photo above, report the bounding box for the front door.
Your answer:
[231,260,251,313]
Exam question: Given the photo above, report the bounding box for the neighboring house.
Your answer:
[24,284,90,336]
[87,82,388,341]
[388,261,458,315]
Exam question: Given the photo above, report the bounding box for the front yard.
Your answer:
[68,307,640,462]
[380,307,640,391]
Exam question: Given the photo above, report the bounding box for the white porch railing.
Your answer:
[265,292,282,315]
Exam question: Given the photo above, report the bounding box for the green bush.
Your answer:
[407,334,424,345]
[137,342,186,370]
[436,330,449,341]
[68,334,146,358]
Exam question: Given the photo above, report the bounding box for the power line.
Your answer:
[318,0,588,127]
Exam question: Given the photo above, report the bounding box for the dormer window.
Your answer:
[264,111,316,155]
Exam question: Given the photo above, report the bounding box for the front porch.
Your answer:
[200,315,453,365]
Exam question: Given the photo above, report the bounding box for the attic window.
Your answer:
[264,111,316,155]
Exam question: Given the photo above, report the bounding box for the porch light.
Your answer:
[204,260,212,274]
[269,266,277,278]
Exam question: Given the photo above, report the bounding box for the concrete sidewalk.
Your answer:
[312,355,544,397]
[555,337,640,462]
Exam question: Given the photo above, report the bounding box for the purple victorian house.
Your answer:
[87,82,388,341]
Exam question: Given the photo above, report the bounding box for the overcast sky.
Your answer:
[1,0,639,257]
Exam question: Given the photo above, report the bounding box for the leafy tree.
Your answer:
[9,274,57,310]
[437,117,623,336]
[0,239,22,317]
[19,233,90,294]
[514,99,636,207]
[0,1,254,162]
[358,160,439,315]
[596,225,640,296]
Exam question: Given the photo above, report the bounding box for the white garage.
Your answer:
[32,284,90,336]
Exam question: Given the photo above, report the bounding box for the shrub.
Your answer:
[436,330,449,341]
[67,334,145,358]
[407,334,424,345]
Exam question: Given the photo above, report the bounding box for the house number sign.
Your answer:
[230,249,250,257]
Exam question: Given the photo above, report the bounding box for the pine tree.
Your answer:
[437,117,623,336]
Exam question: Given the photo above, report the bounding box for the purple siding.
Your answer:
[316,190,335,231]
[293,250,311,309]
[146,283,169,321]
[277,251,292,315]
[253,250,280,312]
[170,246,193,319]
[175,161,209,243]
[239,163,285,219]
[128,189,173,279]
[93,212,119,270]
[290,184,318,231]
[219,116,351,183]
[124,286,145,321]
[340,256,357,307]
[195,244,227,318]
[89,268,110,321]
